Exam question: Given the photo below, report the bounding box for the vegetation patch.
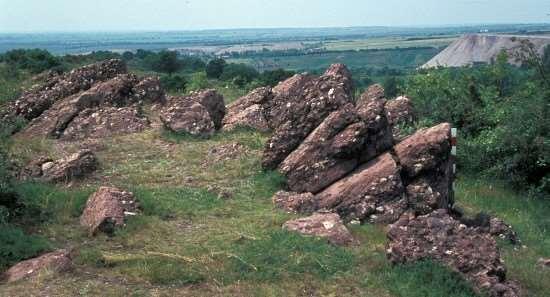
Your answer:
[227,230,354,282]
[0,225,51,271]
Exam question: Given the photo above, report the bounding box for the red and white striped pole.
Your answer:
[451,127,457,196]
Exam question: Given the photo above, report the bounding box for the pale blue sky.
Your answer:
[1,0,549,32]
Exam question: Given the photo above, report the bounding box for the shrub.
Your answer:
[0,49,61,74]
[160,74,187,93]
[0,226,50,271]
[206,58,226,79]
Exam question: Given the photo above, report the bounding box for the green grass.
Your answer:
[456,175,550,297]
[227,230,355,282]
[0,225,51,270]
[379,260,480,297]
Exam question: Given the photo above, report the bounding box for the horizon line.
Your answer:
[1,22,549,34]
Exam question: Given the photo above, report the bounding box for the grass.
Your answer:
[1,67,548,296]
[455,175,550,297]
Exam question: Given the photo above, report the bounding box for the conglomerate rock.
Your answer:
[21,150,98,183]
[387,210,521,297]
[262,64,354,169]
[283,212,356,246]
[2,250,72,283]
[222,87,272,132]
[20,73,163,139]
[80,186,139,236]
[160,90,225,137]
[3,59,126,121]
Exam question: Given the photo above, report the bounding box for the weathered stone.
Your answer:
[4,59,127,121]
[132,76,165,103]
[262,64,354,169]
[538,258,550,268]
[283,212,355,246]
[60,107,148,140]
[222,87,272,132]
[355,87,394,163]
[29,150,98,183]
[188,89,226,130]
[272,191,315,213]
[385,95,415,140]
[3,250,72,283]
[312,153,405,223]
[20,74,160,139]
[387,210,521,297]
[279,104,367,193]
[394,123,452,178]
[160,97,216,137]
[80,187,139,235]
[356,84,385,106]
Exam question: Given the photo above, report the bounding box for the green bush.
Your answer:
[0,49,61,74]
[206,58,226,79]
[160,74,187,93]
[0,226,50,271]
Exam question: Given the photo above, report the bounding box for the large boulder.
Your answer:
[4,59,127,121]
[312,153,406,223]
[2,250,72,283]
[21,150,98,183]
[160,97,216,137]
[262,64,354,169]
[188,89,226,130]
[60,107,149,140]
[222,87,272,132]
[160,90,226,137]
[385,95,415,140]
[283,212,355,246]
[278,104,368,193]
[21,74,162,139]
[80,187,139,236]
[387,210,521,297]
[272,191,315,213]
[394,123,453,208]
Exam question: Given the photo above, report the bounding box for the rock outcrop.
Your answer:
[222,87,272,132]
[160,90,226,137]
[20,150,98,183]
[387,210,521,297]
[2,250,72,283]
[272,191,315,214]
[262,64,354,169]
[3,59,127,122]
[283,212,355,246]
[385,95,415,140]
[80,187,139,236]
[20,73,163,139]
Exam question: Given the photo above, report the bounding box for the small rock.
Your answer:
[283,212,356,246]
[3,250,72,283]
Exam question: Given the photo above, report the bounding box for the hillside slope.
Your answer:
[422,34,550,68]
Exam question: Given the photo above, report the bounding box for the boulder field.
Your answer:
[2,60,521,295]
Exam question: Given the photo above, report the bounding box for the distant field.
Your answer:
[319,36,457,51]
[228,47,442,72]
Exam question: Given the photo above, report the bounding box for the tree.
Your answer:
[206,58,226,79]
[160,75,187,93]
[259,69,295,86]
[149,51,181,75]
[383,76,400,98]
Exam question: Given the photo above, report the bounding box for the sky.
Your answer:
[0,0,549,32]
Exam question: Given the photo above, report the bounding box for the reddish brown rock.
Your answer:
[80,187,139,235]
[278,104,368,193]
[262,64,354,169]
[3,250,72,283]
[33,150,98,182]
[60,107,148,140]
[357,84,385,106]
[272,191,315,213]
[188,89,226,130]
[385,95,416,140]
[160,97,216,137]
[4,59,126,121]
[283,212,355,246]
[394,123,452,178]
[312,153,405,223]
[20,74,161,139]
[355,88,394,163]
[222,87,272,132]
[132,76,165,103]
[538,258,550,268]
[387,210,521,297]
